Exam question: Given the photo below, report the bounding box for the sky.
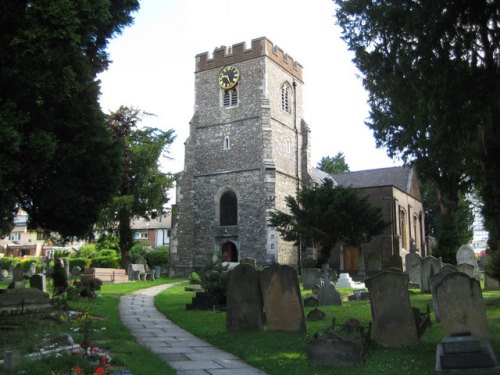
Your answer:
[98,0,399,180]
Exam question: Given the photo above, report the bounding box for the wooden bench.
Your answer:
[128,264,155,281]
[80,268,129,283]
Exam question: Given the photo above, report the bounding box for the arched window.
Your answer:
[281,82,291,112]
[223,88,238,108]
[220,191,237,226]
[399,207,408,250]
[222,241,238,262]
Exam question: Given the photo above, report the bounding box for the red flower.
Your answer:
[95,367,105,375]
[72,367,83,374]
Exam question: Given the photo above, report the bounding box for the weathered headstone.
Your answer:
[29,274,46,292]
[240,257,257,268]
[365,268,419,347]
[306,307,326,321]
[366,253,381,275]
[0,288,51,314]
[0,269,8,280]
[308,332,364,367]
[303,295,319,307]
[388,254,403,271]
[26,263,37,278]
[405,250,422,286]
[318,282,342,306]
[13,264,24,288]
[302,268,321,290]
[434,272,490,339]
[430,264,457,322]
[456,244,480,280]
[259,264,306,333]
[226,263,262,332]
[456,263,475,278]
[420,256,441,293]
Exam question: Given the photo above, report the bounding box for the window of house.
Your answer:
[10,232,21,241]
[224,136,231,150]
[133,231,148,240]
[220,191,237,226]
[281,83,291,112]
[223,88,238,107]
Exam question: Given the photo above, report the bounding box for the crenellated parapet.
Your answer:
[196,36,303,82]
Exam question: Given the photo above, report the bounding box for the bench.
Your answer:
[128,264,155,281]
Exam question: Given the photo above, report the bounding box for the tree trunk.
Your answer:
[118,208,133,270]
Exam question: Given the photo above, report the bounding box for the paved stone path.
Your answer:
[119,283,268,375]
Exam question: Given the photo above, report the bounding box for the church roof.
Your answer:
[330,166,413,193]
[310,167,336,185]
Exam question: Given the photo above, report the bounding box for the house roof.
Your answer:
[130,213,171,230]
[310,167,336,185]
[330,166,413,194]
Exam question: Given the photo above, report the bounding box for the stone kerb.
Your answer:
[259,264,306,333]
[365,268,419,347]
[420,256,441,293]
[226,263,262,332]
[434,272,490,339]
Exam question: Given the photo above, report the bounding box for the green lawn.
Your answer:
[155,284,500,375]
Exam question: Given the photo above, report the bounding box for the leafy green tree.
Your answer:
[334,1,499,253]
[421,178,473,264]
[317,152,350,174]
[99,106,175,269]
[0,0,140,237]
[270,179,386,262]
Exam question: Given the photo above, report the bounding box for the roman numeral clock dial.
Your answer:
[218,65,240,89]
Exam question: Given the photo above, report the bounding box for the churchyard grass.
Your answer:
[156,283,500,375]
[0,277,183,375]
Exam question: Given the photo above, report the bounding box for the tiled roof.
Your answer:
[330,166,412,193]
[310,167,336,185]
[130,214,171,230]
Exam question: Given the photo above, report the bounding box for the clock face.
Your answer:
[218,65,240,89]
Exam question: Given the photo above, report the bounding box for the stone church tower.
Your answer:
[170,37,317,276]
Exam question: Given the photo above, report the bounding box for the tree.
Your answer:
[334,0,499,253]
[0,0,140,237]
[421,178,473,264]
[317,152,350,174]
[270,179,386,262]
[99,106,175,269]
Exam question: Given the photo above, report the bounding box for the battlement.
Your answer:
[195,36,303,82]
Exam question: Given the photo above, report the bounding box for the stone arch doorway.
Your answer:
[221,241,238,262]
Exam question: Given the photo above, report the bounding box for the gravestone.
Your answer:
[240,257,257,268]
[306,307,326,321]
[29,274,46,292]
[308,332,364,367]
[366,253,381,275]
[0,269,8,280]
[430,264,457,322]
[63,258,70,280]
[302,268,321,290]
[336,273,354,287]
[317,281,342,306]
[457,263,475,278]
[13,264,25,288]
[226,263,262,332]
[405,249,422,286]
[0,288,51,314]
[456,244,480,280]
[388,254,403,271]
[434,272,490,339]
[420,256,441,293]
[26,263,37,278]
[303,295,319,307]
[365,268,419,347]
[259,264,306,333]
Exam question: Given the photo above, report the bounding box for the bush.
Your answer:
[485,250,500,282]
[0,256,21,270]
[145,247,169,267]
[97,249,118,257]
[129,243,150,263]
[69,257,91,272]
[90,256,120,269]
[21,257,42,272]
[199,250,228,305]
[77,277,103,298]
[77,244,97,258]
[54,249,72,258]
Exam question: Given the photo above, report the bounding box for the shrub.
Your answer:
[69,257,91,272]
[77,277,103,298]
[21,257,42,272]
[77,244,97,258]
[52,258,68,296]
[485,249,500,282]
[97,249,118,257]
[90,256,120,269]
[199,250,228,305]
[54,249,72,258]
[189,272,201,284]
[0,256,21,270]
[145,247,169,267]
[129,243,150,263]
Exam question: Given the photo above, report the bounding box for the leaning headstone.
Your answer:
[13,264,25,288]
[365,268,419,347]
[226,263,262,332]
[259,264,306,333]
[405,250,422,286]
[456,244,480,280]
[317,282,342,306]
[366,253,381,275]
[30,274,46,293]
[302,268,321,290]
[434,272,490,339]
[308,332,364,367]
[430,264,457,322]
[420,256,441,293]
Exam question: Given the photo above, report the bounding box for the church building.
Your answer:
[169,37,327,276]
